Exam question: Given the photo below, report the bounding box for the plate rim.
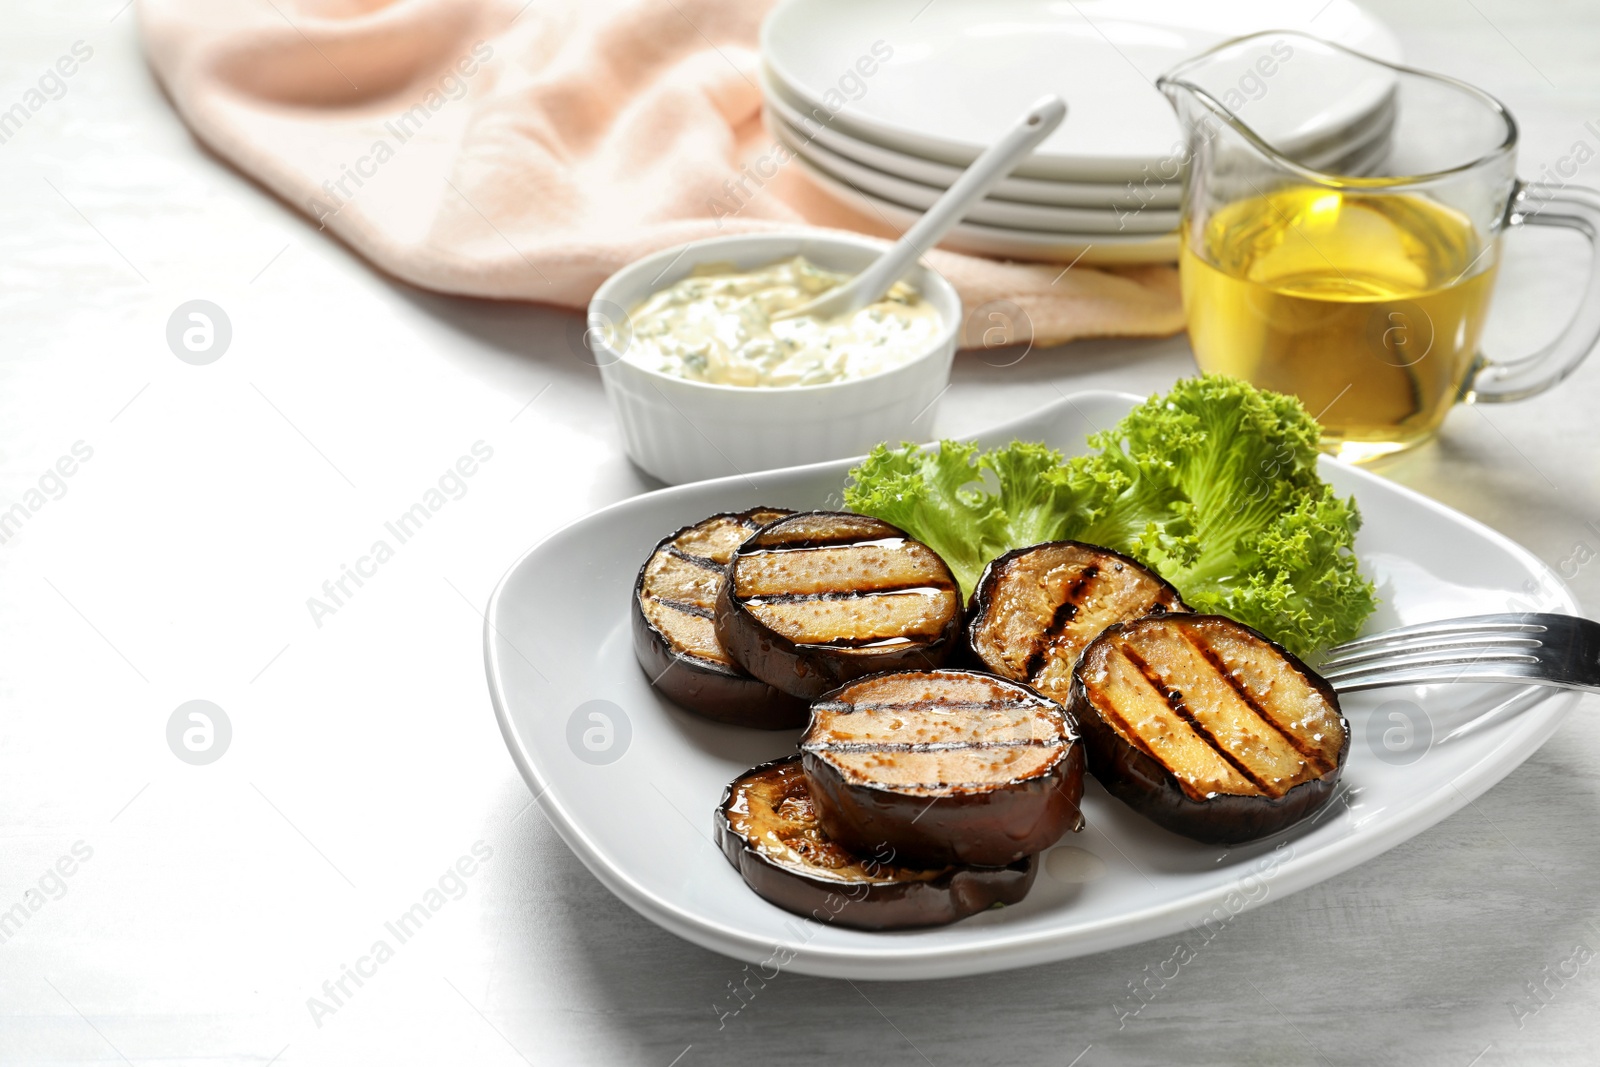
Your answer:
[759,0,1403,181]
[785,150,1181,264]
[767,107,1181,233]
[757,65,1184,207]
[484,389,1578,979]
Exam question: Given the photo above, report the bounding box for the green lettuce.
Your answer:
[843,438,1075,600]
[843,376,1377,656]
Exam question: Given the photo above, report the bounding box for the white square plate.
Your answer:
[484,391,1577,980]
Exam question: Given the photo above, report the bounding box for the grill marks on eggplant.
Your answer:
[732,537,958,649]
[715,757,1038,930]
[633,508,810,728]
[744,512,894,550]
[716,513,962,698]
[639,509,790,670]
[968,542,1188,704]
[800,670,1085,866]
[1129,630,1335,790]
[734,543,940,598]
[1071,614,1347,843]
[744,591,955,649]
[641,550,732,665]
[1196,626,1346,770]
[805,675,1068,794]
[1084,644,1257,797]
[1066,615,1348,843]
[1079,619,1341,800]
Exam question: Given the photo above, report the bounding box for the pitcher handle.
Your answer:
[1470,182,1600,403]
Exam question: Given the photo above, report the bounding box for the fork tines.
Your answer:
[1323,614,1549,658]
[1317,612,1599,695]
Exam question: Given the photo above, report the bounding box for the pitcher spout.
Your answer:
[1156,32,1400,178]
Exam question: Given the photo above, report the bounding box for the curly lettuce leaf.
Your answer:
[1178,484,1375,650]
[842,439,1075,598]
[844,375,1377,656]
[1061,376,1375,655]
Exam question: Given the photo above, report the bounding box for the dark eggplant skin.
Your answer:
[632,510,809,729]
[967,539,1185,612]
[630,606,808,728]
[715,757,1037,931]
[1066,615,1351,845]
[714,512,963,700]
[800,670,1086,868]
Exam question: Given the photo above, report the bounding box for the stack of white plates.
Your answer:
[760,0,1402,264]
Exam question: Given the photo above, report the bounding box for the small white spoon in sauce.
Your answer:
[774,94,1067,322]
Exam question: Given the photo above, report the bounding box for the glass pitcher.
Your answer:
[1158,32,1600,461]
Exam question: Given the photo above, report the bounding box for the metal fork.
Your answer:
[1317,613,1600,694]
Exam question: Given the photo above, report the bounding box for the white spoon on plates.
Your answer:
[775,94,1067,322]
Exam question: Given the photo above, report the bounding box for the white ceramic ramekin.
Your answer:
[589,232,961,485]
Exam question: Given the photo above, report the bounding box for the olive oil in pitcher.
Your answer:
[1181,187,1499,461]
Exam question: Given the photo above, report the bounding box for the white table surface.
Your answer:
[4,2,1600,1064]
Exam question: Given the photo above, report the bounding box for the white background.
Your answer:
[2,1,1599,1064]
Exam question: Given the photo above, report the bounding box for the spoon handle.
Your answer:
[842,94,1067,314]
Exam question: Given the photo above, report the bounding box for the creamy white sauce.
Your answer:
[626,256,942,388]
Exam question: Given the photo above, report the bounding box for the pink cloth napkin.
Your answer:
[139,0,1184,347]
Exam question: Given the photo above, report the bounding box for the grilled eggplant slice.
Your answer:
[715,512,962,699]
[968,541,1187,705]
[633,508,809,728]
[800,670,1084,867]
[716,756,1037,930]
[1068,615,1349,844]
